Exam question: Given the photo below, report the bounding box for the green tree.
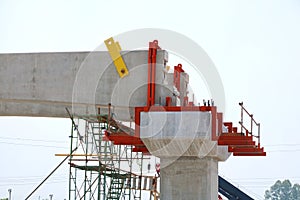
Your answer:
[265,179,300,200]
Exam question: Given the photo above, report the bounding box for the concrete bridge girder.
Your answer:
[0,50,171,121]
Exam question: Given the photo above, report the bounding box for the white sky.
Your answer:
[1,0,300,199]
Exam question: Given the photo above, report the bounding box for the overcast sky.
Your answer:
[1,1,300,199]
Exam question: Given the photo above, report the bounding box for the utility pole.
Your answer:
[8,189,12,200]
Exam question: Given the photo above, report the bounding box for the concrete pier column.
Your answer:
[140,110,231,199]
[160,157,218,200]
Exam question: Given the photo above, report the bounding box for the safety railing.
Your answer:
[238,102,261,147]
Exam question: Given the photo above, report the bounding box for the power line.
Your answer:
[0,180,67,187]
[268,149,300,152]
[0,173,68,182]
[0,141,68,149]
[0,175,68,181]
[231,177,300,181]
[0,136,68,144]
[265,143,300,147]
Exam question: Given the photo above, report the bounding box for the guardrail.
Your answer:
[238,102,261,148]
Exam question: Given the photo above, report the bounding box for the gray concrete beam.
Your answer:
[0,51,171,120]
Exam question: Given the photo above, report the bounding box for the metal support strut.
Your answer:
[147,40,160,108]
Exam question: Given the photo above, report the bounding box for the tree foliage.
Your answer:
[265,179,300,200]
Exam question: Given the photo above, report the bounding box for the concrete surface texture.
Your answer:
[140,111,230,199]
[0,51,229,199]
[0,51,172,120]
[140,111,230,160]
[160,157,218,200]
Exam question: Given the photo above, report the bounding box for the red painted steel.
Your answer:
[233,152,266,156]
[132,146,149,153]
[174,64,184,92]
[104,130,148,153]
[147,40,160,108]
[223,122,233,133]
[228,146,265,153]
[218,140,256,146]
[104,40,266,157]
[166,96,172,107]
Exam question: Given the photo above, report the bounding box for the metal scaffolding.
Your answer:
[67,109,159,200]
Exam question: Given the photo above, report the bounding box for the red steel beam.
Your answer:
[233,152,266,156]
[132,146,149,153]
[147,40,160,108]
[228,146,265,153]
[218,140,256,146]
[218,135,253,140]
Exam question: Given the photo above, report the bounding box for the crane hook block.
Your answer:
[104,37,129,78]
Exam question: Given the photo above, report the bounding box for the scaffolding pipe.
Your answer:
[25,148,77,200]
[8,189,11,200]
